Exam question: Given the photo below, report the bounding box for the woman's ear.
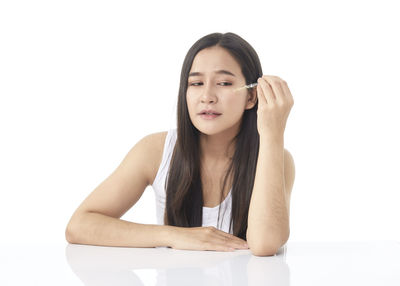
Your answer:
[245,88,258,110]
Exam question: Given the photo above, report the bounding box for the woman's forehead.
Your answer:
[190,47,242,75]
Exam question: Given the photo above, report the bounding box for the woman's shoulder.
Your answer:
[143,130,168,144]
[141,130,169,185]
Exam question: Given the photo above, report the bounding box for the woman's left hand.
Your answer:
[256,75,294,138]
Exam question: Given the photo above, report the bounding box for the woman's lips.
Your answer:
[199,114,221,120]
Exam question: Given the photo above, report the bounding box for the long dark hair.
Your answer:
[164,32,263,240]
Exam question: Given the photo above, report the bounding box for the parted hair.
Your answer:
[164,32,263,240]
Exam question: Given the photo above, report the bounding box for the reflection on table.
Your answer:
[65,244,289,285]
[1,241,399,285]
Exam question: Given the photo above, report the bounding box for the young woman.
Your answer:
[65,32,295,256]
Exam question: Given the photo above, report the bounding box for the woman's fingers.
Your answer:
[257,75,291,105]
[204,241,235,252]
[257,77,275,104]
[256,81,267,107]
[281,80,294,105]
[206,227,249,250]
[171,226,249,252]
[217,230,247,246]
[263,75,286,103]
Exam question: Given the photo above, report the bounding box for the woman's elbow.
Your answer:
[248,229,290,256]
[65,224,75,244]
[247,234,288,256]
[249,244,279,256]
[65,219,79,244]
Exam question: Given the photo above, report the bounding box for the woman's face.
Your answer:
[186,46,256,136]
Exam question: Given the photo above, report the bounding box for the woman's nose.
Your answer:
[200,85,217,103]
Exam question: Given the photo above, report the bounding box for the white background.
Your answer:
[1,0,399,245]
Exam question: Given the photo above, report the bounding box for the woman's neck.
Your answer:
[199,130,236,165]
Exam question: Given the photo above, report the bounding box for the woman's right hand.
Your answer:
[168,226,249,252]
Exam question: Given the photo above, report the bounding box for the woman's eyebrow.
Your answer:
[188,70,236,77]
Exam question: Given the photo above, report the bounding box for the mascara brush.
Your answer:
[234,82,258,92]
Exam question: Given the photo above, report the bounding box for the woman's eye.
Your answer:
[219,82,232,86]
[189,82,232,86]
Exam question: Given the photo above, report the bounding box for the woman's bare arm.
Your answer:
[65,132,172,247]
[65,131,248,251]
[66,211,178,247]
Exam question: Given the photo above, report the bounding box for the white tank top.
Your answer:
[151,128,233,234]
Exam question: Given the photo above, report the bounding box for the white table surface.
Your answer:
[1,241,399,285]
